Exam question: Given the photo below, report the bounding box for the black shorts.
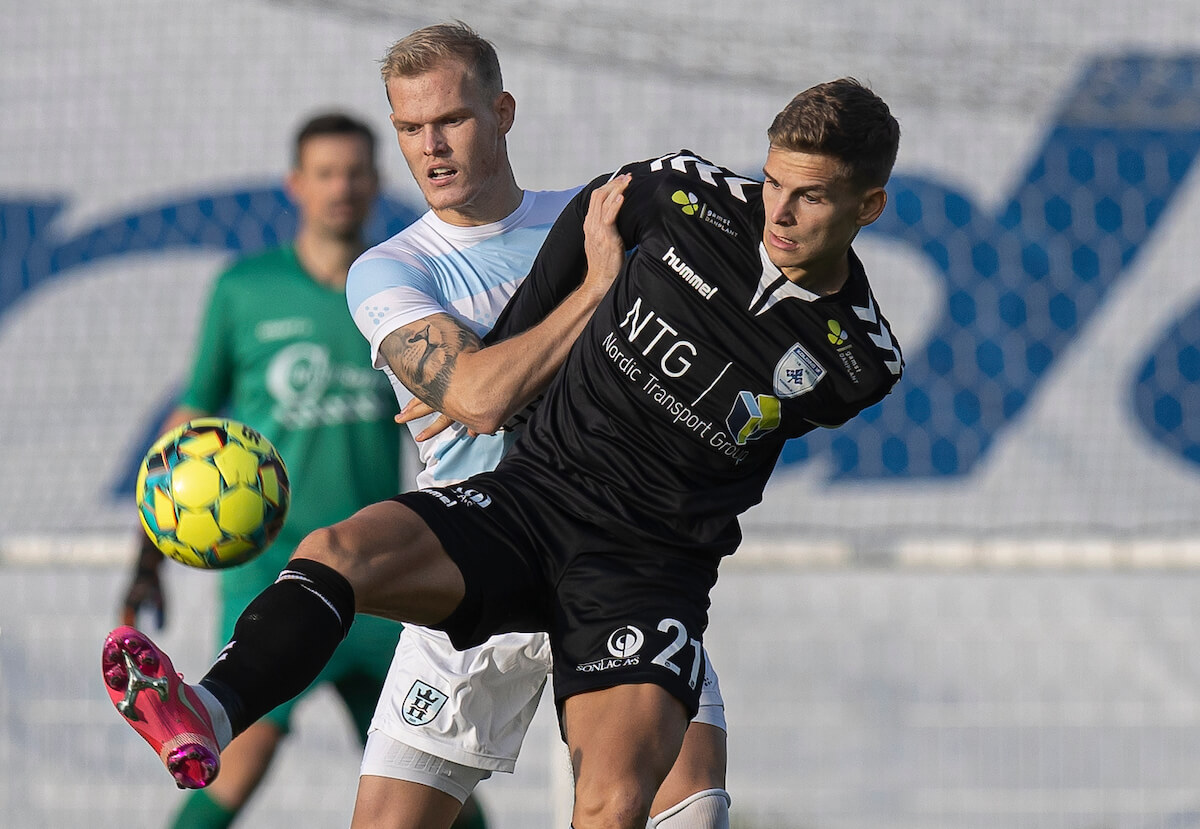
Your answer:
[392,468,719,717]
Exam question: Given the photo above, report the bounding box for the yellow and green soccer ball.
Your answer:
[136,418,290,569]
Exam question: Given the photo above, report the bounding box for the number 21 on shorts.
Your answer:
[652,618,704,689]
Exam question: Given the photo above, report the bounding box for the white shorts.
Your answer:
[367,625,726,774]
[359,734,492,804]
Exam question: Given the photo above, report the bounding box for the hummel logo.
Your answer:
[274,570,345,627]
[661,246,718,300]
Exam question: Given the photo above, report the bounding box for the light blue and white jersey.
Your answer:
[347,187,579,489]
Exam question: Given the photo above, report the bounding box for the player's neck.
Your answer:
[293,229,365,290]
[782,254,850,297]
[432,175,524,228]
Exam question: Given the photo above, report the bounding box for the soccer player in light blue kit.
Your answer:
[345,23,730,829]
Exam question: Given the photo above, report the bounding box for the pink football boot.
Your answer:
[102,626,220,788]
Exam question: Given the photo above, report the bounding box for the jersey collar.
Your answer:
[422,190,537,242]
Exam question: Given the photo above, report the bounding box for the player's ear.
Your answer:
[856,186,887,227]
[495,91,516,136]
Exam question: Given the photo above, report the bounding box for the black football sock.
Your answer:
[199,558,355,738]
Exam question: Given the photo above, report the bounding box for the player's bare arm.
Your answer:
[380,313,483,415]
[389,174,632,436]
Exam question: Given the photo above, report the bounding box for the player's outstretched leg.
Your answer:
[102,625,221,789]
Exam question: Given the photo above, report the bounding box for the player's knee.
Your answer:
[572,776,655,829]
[294,525,355,573]
[295,520,384,587]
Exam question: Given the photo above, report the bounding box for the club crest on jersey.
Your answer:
[773,343,826,398]
[402,680,448,726]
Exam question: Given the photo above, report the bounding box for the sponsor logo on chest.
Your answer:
[255,317,313,342]
[670,189,740,239]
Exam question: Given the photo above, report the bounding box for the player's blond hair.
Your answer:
[768,78,900,189]
[380,22,502,100]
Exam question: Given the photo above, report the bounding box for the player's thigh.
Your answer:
[563,683,690,822]
[392,483,553,648]
[352,775,464,829]
[294,499,465,625]
[355,731,493,829]
[647,645,729,811]
[650,721,727,816]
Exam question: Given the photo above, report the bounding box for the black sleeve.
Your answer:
[484,161,655,345]
[484,192,590,345]
[484,161,660,430]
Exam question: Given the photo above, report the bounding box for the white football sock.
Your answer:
[191,682,233,749]
[648,788,731,829]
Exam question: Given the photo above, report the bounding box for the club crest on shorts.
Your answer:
[774,342,826,398]
[452,486,492,508]
[402,680,448,726]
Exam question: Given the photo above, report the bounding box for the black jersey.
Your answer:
[489,150,903,558]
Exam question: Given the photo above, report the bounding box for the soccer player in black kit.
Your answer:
[104,78,902,829]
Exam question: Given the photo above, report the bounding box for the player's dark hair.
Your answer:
[768,78,900,189]
[379,21,502,101]
[292,112,377,169]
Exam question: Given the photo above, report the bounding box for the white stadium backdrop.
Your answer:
[3,1,1200,827]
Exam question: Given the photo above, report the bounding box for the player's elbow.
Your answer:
[443,394,510,436]
[451,411,504,435]
[467,404,514,436]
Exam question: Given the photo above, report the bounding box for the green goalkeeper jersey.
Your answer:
[181,246,401,593]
